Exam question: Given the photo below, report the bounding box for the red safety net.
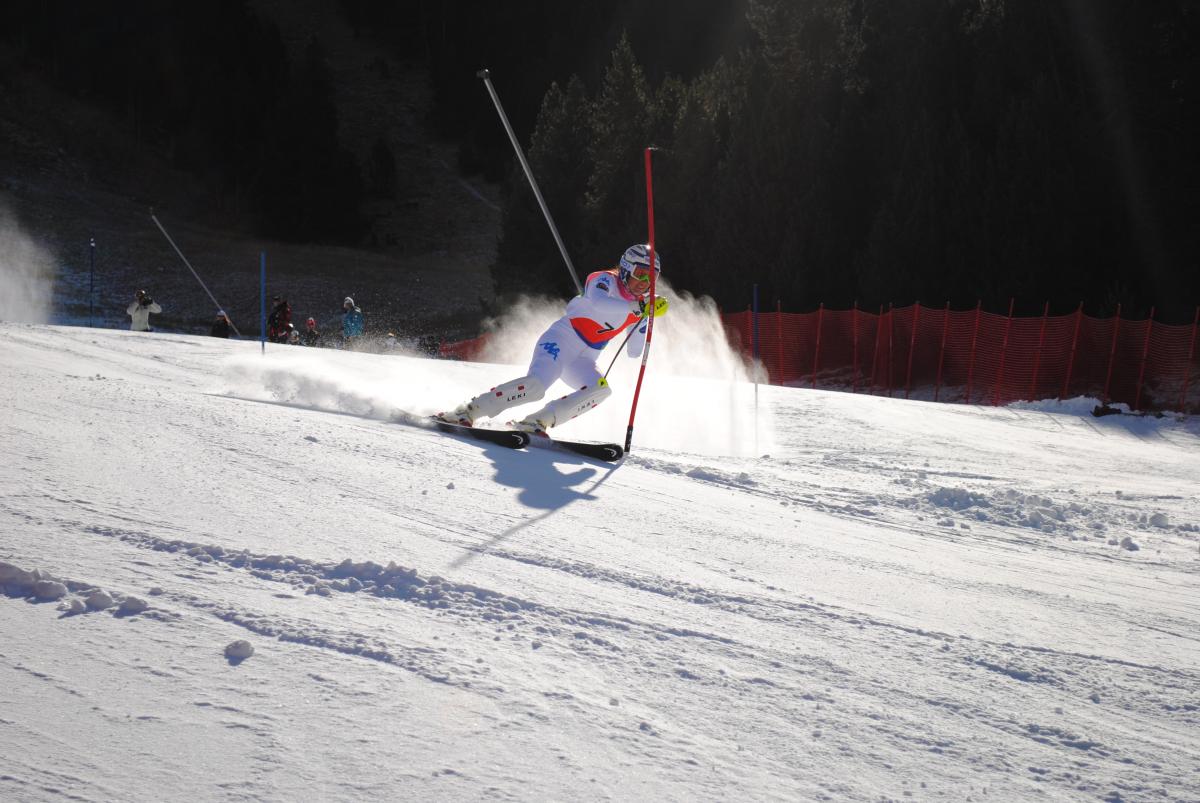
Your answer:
[438,332,492,362]
[440,304,1199,413]
[723,304,1200,414]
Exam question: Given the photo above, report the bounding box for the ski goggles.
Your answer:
[627,266,654,283]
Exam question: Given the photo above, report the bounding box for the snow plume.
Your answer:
[216,286,775,457]
[219,349,437,420]
[474,284,775,456]
[0,200,54,324]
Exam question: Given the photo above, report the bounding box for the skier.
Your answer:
[436,243,668,434]
[126,289,162,332]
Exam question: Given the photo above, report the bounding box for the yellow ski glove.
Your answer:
[640,296,669,318]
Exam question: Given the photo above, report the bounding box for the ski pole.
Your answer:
[476,69,581,295]
[603,316,646,379]
[150,210,242,337]
[624,147,659,454]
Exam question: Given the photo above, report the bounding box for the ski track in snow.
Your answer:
[2,324,1200,801]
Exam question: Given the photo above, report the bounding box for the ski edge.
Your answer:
[525,435,624,462]
[390,410,530,449]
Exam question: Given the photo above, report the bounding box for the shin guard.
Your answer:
[467,375,546,422]
[521,379,612,430]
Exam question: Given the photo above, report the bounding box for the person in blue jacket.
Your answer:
[342,296,365,349]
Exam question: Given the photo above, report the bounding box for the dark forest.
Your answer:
[3,0,1197,321]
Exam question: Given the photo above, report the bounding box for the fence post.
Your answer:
[1029,301,1049,401]
[992,298,1015,406]
[887,302,895,397]
[1061,302,1083,400]
[1102,304,1122,406]
[1134,307,1155,411]
[89,238,96,327]
[934,301,950,402]
[966,300,982,404]
[776,299,784,385]
[905,302,920,399]
[870,304,884,392]
[752,285,760,379]
[260,252,266,354]
[1180,306,1199,414]
[811,303,824,389]
[852,302,860,394]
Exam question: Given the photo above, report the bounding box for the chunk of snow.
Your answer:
[34,580,68,600]
[224,640,255,661]
[86,591,114,610]
[118,596,149,615]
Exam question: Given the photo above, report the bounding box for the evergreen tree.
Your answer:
[584,33,653,259]
[368,136,399,200]
[494,76,593,298]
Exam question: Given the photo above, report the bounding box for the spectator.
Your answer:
[300,317,322,347]
[287,325,301,345]
[211,310,232,338]
[383,332,397,351]
[126,289,162,332]
[267,296,291,343]
[342,296,364,348]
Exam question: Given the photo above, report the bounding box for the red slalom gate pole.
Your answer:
[625,147,658,455]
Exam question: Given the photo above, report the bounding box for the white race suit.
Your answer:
[462,268,655,429]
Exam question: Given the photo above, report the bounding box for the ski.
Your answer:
[390,410,530,450]
[525,434,624,462]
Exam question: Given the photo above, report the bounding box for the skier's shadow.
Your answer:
[448,446,619,570]
[484,444,616,510]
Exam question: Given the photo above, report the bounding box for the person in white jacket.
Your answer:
[126,289,162,332]
[436,243,668,434]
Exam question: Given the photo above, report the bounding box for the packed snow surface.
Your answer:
[2,323,1199,802]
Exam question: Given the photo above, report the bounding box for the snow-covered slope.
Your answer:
[2,323,1198,802]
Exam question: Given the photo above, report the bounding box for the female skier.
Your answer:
[437,243,668,434]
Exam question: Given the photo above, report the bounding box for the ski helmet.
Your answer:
[618,244,662,292]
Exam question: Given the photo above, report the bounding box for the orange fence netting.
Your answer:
[724,304,1200,414]
[438,303,1199,414]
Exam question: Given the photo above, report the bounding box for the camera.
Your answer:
[140,295,153,306]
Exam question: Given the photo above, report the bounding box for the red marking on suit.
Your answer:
[566,269,644,349]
